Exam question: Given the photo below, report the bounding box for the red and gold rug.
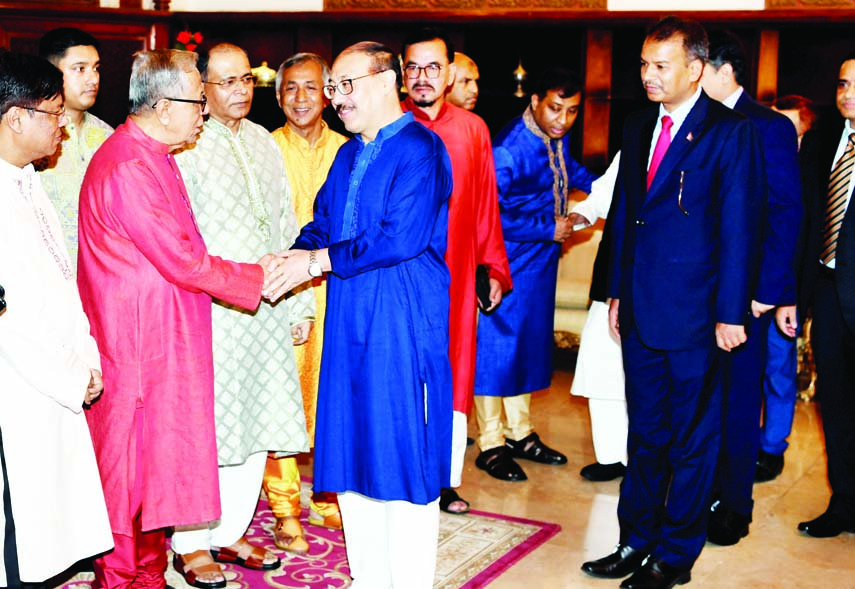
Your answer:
[61,490,559,589]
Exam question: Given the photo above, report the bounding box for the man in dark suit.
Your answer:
[699,30,802,546]
[796,52,855,539]
[582,17,765,589]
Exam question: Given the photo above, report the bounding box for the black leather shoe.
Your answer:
[798,509,855,538]
[505,433,567,465]
[754,449,784,482]
[580,461,626,481]
[707,501,751,546]
[581,544,648,579]
[619,557,691,589]
[475,446,527,481]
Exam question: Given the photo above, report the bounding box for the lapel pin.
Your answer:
[686,132,693,142]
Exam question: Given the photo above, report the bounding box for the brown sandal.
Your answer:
[273,516,310,554]
[173,550,226,589]
[211,536,281,570]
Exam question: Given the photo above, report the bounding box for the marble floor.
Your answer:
[447,368,855,589]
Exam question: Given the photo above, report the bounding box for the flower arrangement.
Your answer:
[175,30,203,52]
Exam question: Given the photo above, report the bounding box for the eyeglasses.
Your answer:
[204,74,258,91]
[25,106,67,119]
[151,96,208,109]
[323,69,389,100]
[403,64,443,80]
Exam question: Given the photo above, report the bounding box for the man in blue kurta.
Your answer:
[473,68,598,482]
[265,42,453,589]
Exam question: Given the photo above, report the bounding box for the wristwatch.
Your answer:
[308,250,323,278]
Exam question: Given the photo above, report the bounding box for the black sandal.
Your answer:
[439,487,471,515]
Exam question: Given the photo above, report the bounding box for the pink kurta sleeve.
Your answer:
[105,158,263,310]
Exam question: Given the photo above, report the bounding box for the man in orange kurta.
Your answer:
[78,50,276,589]
[401,29,511,512]
[263,53,348,554]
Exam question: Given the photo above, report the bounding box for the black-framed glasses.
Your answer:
[0,284,6,313]
[204,74,258,91]
[403,64,443,80]
[323,69,390,100]
[25,106,67,119]
[151,96,207,109]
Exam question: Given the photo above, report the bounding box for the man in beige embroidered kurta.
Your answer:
[262,53,348,554]
[37,27,112,271]
[171,43,311,579]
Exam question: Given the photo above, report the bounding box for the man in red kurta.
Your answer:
[401,28,511,513]
[77,50,275,589]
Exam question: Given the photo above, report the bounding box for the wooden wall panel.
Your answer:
[0,15,159,127]
[582,28,611,172]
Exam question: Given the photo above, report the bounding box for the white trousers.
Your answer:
[171,451,267,553]
[449,410,467,488]
[589,398,628,465]
[337,491,439,589]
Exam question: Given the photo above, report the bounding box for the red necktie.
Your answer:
[647,115,673,190]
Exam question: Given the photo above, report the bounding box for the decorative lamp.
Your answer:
[513,60,527,98]
[253,61,277,88]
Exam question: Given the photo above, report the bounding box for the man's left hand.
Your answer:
[291,320,313,345]
[716,322,747,351]
[775,305,798,338]
[480,277,504,312]
[751,300,774,318]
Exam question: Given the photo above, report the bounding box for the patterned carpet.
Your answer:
[60,485,559,589]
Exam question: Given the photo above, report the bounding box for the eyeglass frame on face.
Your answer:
[323,69,390,100]
[24,105,67,120]
[151,96,208,110]
[203,74,258,91]
[403,63,444,80]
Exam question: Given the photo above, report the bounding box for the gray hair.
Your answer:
[275,53,331,95]
[129,49,198,115]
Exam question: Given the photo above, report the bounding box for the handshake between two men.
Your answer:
[258,248,330,304]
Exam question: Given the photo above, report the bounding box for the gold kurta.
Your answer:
[272,122,347,440]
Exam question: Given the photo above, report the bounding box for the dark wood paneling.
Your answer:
[7,4,855,155]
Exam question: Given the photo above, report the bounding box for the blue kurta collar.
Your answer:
[356,112,414,147]
[341,113,414,240]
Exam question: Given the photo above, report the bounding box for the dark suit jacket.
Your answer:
[734,93,802,307]
[788,127,823,324]
[800,118,855,332]
[608,91,766,351]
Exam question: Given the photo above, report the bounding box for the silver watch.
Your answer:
[308,249,322,278]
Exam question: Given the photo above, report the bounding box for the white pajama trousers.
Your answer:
[589,398,628,466]
[171,451,267,553]
[337,491,439,589]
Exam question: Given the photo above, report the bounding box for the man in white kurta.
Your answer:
[171,43,311,580]
[0,51,112,586]
[569,153,628,482]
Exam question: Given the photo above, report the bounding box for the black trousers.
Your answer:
[810,269,855,520]
[1,426,21,589]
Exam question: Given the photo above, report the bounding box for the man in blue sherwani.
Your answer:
[582,17,765,589]
[265,41,453,589]
[473,68,597,483]
[700,29,802,547]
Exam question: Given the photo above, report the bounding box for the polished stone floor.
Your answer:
[454,369,855,589]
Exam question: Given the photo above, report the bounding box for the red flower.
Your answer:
[185,44,197,52]
[193,32,203,43]
[176,30,192,44]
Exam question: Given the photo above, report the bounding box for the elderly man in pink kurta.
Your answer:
[78,49,278,589]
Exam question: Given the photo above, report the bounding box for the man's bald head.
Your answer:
[447,52,479,111]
